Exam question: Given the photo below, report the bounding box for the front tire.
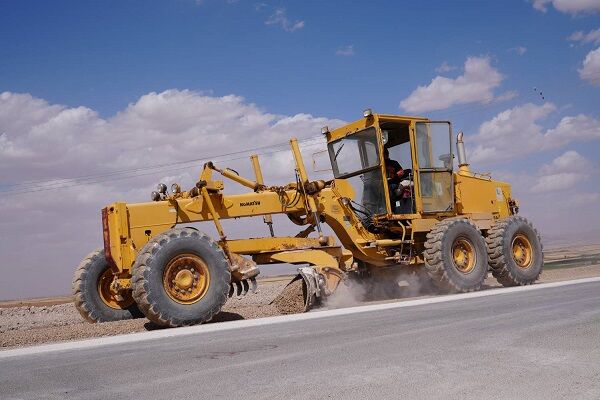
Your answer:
[486,216,543,286]
[424,219,489,292]
[73,249,141,323]
[132,228,231,327]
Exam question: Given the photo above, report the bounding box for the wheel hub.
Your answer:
[98,269,135,310]
[512,234,533,269]
[174,269,194,289]
[452,238,476,274]
[163,254,210,304]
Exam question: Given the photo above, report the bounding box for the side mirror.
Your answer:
[439,153,453,169]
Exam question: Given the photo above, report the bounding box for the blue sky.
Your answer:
[1,0,600,299]
[1,0,598,120]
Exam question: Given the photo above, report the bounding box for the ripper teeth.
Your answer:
[228,278,258,298]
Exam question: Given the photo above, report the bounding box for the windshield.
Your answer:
[328,127,387,217]
[328,128,380,178]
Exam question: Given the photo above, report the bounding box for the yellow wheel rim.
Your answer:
[512,234,533,269]
[163,254,210,305]
[98,268,135,310]
[452,237,476,274]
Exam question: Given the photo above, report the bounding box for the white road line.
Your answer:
[2,277,599,359]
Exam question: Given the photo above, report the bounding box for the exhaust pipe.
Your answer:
[456,131,470,171]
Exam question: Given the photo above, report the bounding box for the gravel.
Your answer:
[272,278,305,314]
[0,280,288,349]
[1,265,599,350]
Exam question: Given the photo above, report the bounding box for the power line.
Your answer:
[1,135,325,190]
[4,76,597,196]
[0,137,327,196]
[1,138,327,195]
[0,136,325,190]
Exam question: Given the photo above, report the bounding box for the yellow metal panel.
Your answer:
[327,117,376,142]
[411,218,439,233]
[227,237,333,254]
[454,173,511,218]
[254,249,340,269]
[326,114,429,142]
[104,202,135,272]
[464,213,494,230]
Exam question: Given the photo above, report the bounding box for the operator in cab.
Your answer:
[383,147,413,214]
[383,147,407,183]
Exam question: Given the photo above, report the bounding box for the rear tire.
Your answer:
[132,228,231,327]
[424,219,488,292]
[73,249,141,323]
[486,216,543,287]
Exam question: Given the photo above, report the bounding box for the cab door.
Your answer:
[414,121,454,214]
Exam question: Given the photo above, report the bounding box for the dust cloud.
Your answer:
[324,269,440,309]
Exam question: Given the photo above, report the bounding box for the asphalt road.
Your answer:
[2,279,600,400]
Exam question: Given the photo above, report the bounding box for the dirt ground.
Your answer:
[2,265,600,349]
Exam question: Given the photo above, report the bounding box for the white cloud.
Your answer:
[539,150,594,174]
[509,46,528,55]
[470,103,555,163]
[0,90,343,300]
[469,102,600,164]
[571,192,600,205]
[496,90,519,102]
[578,47,600,86]
[532,0,600,15]
[569,28,600,45]
[531,172,582,193]
[399,56,503,113]
[265,8,305,32]
[531,150,594,193]
[485,167,600,243]
[0,89,341,185]
[532,0,548,12]
[435,61,457,73]
[335,45,355,56]
[544,113,600,146]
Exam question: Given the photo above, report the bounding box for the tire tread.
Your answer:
[72,248,139,323]
[486,216,543,287]
[132,228,231,327]
[424,218,487,292]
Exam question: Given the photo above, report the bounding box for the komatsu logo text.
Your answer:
[240,200,260,207]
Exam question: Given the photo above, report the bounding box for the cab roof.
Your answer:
[325,113,429,142]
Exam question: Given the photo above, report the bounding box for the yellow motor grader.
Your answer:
[73,110,543,327]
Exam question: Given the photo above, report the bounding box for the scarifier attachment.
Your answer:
[228,277,257,297]
[228,253,259,298]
